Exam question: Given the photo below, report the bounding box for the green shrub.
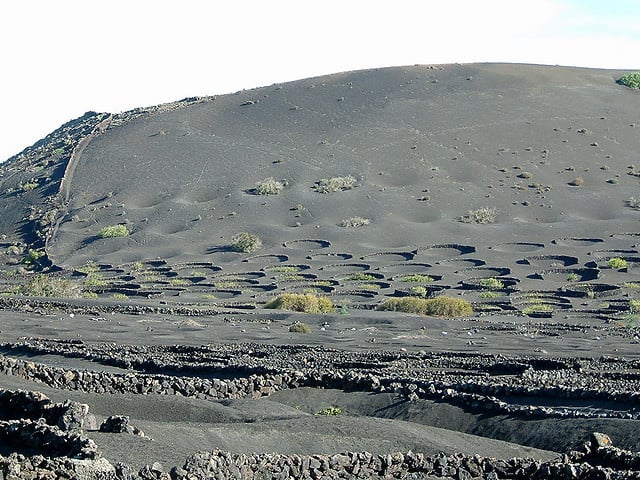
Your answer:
[265,266,300,273]
[264,293,334,313]
[76,261,100,274]
[522,304,553,315]
[409,286,428,297]
[131,261,145,272]
[278,273,305,282]
[289,322,312,333]
[618,72,640,89]
[479,291,503,298]
[253,177,284,195]
[608,257,628,269]
[626,315,640,330]
[15,275,81,298]
[313,175,357,193]
[629,299,640,313]
[231,232,262,253]
[22,249,44,269]
[459,207,497,224]
[84,273,107,287]
[567,273,580,282]
[98,225,130,238]
[479,277,504,289]
[345,273,377,282]
[400,274,434,283]
[316,407,342,416]
[19,179,39,192]
[377,296,472,317]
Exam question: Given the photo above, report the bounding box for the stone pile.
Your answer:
[0,388,99,460]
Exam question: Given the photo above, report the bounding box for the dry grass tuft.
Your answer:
[231,232,262,253]
[339,217,371,228]
[98,225,130,238]
[264,293,334,313]
[15,275,81,298]
[313,175,357,194]
[459,207,498,224]
[289,322,312,333]
[377,296,472,317]
[253,177,284,195]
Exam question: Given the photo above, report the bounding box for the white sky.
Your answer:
[1,0,639,161]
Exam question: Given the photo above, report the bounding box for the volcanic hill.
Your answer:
[0,63,639,479]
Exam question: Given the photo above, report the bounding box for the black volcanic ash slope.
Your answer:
[42,64,640,270]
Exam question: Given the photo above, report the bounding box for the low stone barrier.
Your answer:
[0,351,638,422]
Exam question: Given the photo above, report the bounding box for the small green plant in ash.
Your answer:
[22,249,44,270]
[253,177,284,195]
[479,277,504,289]
[312,175,357,193]
[278,273,305,282]
[629,299,640,314]
[400,274,434,283]
[231,232,262,253]
[131,261,145,272]
[19,179,39,192]
[459,207,498,224]
[345,272,377,282]
[409,286,429,297]
[618,72,640,89]
[608,257,628,270]
[522,304,553,315]
[316,407,342,416]
[98,225,130,238]
[84,273,107,287]
[289,321,312,333]
[479,291,503,299]
[76,261,100,275]
[264,292,334,313]
[567,273,580,282]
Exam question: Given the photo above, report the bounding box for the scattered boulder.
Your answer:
[99,415,145,437]
[591,432,613,450]
[58,401,97,432]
